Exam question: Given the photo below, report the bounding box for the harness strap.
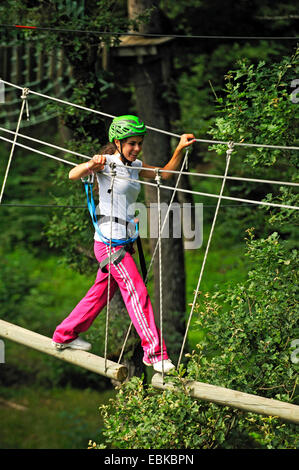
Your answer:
[99,215,128,227]
[83,179,139,246]
[99,236,147,278]
[136,235,147,282]
[99,246,128,273]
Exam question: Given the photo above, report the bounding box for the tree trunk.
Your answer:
[127,0,186,363]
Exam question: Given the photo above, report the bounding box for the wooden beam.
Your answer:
[0,320,128,382]
[152,373,299,424]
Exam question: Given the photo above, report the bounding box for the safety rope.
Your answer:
[2,127,299,188]
[155,168,164,380]
[145,149,190,284]
[1,79,299,152]
[1,132,297,212]
[177,142,234,369]
[0,87,29,204]
[117,150,190,364]
[0,133,297,212]
[104,162,117,373]
[0,134,77,166]
[0,126,90,161]
[102,171,299,211]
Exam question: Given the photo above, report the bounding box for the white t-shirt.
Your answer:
[94,153,142,241]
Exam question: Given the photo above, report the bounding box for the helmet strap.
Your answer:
[119,141,132,166]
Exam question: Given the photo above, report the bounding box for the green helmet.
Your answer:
[109,115,147,142]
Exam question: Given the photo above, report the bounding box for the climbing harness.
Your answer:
[83,164,139,248]
[82,159,148,367]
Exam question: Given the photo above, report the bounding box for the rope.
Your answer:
[0,126,90,161]
[0,88,29,204]
[109,163,299,188]
[118,150,190,364]
[145,150,190,284]
[177,142,234,369]
[0,133,297,211]
[105,172,299,211]
[2,23,298,40]
[0,135,77,166]
[104,162,117,373]
[1,79,299,151]
[155,168,164,381]
[2,126,299,188]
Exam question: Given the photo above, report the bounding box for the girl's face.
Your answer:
[115,136,144,163]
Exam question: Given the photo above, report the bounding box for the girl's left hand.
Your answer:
[178,134,196,150]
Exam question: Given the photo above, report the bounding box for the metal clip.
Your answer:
[108,162,117,193]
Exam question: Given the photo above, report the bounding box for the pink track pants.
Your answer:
[52,241,168,364]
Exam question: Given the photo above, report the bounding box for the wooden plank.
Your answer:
[152,373,299,424]
[0,320,128,382]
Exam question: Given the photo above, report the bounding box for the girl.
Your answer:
[52,115,195,373]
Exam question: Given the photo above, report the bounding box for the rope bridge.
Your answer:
[1,320,298,424]
[0,80,298,424]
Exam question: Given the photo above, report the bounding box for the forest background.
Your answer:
[0,0,298,450]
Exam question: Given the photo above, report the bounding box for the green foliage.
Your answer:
[0,247,36,320]
[209,48,299,168]
[190,229,298,395]
[0,137,64,250]
[200,49,299,241]
[92,229,298,449]
[176,41,283,143]
[186,229,299,448]
[93,375,216,449]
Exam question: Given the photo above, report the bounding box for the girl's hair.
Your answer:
[99,141,117,155]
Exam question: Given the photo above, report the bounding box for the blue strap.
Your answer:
[84,181,139,247]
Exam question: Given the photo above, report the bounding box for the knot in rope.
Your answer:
[21,87,30,99]
[109,161,117,177]
[226,141,235,156]
[154,168,161,186]
[21,87,30,121]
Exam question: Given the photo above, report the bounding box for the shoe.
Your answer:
[153,359,175,373]
[52,337,92,351]
[143,358,175,373]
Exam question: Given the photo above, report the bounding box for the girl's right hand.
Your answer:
[89,154,106,172]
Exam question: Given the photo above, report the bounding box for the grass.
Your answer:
[0,385,115,449]
[185,239,248,350]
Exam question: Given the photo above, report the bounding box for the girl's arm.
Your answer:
[139,134,196,180]
[69,154,107,181]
